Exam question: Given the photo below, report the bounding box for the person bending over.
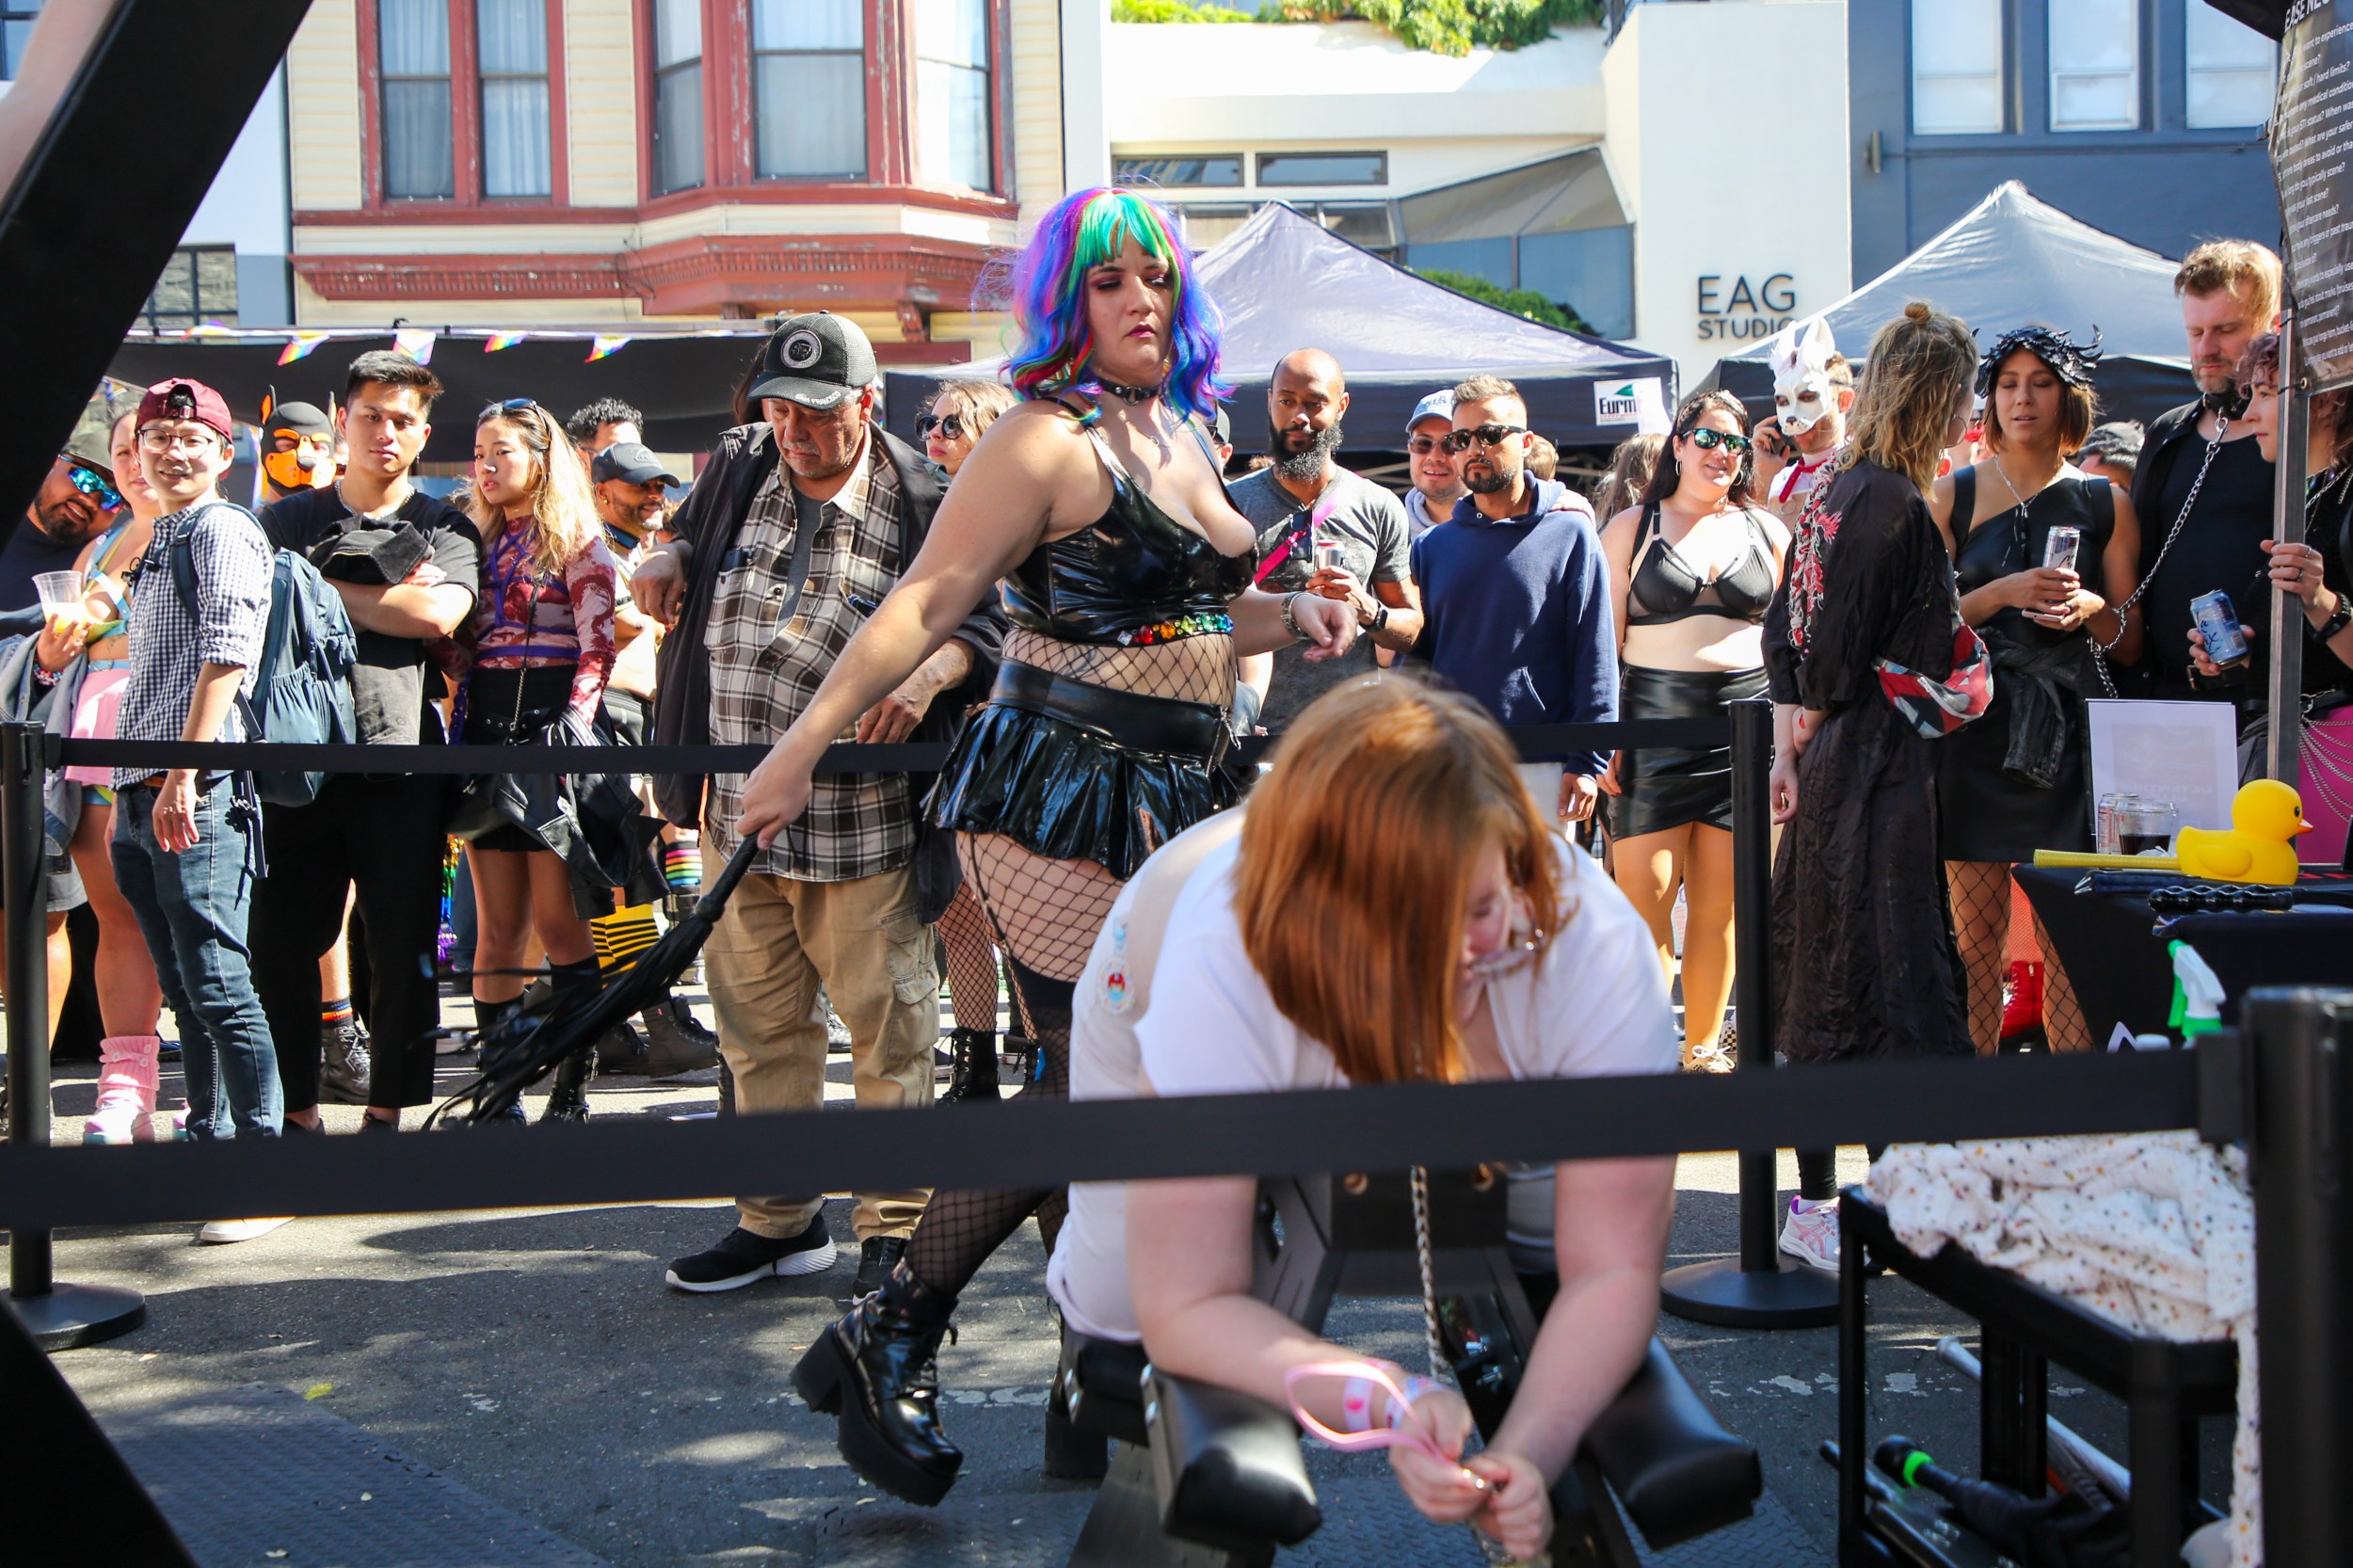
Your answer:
[1050,677,1676,1562]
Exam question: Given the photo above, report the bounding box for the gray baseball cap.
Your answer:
[1406,389,1456,431]
[747,312,878,410]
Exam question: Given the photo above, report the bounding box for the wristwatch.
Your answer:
[2321,594,2353,645]
[1363,601,1390,634]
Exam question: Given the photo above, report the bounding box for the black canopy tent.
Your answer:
[882,202,1677,455]
[110,327,776,463]
[1692,183,2197,430]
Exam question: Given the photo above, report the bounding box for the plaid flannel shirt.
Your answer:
[703,440,916,882]
[113,499,272,788]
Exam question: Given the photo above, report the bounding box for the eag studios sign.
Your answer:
[1696,272,1798,343]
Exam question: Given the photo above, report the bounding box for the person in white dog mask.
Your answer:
[1756,318,1855,524]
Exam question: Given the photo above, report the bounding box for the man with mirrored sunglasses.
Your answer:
[1408,375,1617,833]
[0,391,130,629]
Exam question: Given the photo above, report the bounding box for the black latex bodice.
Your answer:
[1000,465,1256,644]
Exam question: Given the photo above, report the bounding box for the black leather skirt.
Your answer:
[1605,664,1769,840]
[929,661,1236,881]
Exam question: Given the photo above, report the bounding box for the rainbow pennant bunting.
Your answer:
[392,328,438,364]
[277,331,329,365]
[483,330,530,353]
[585,334,632,362]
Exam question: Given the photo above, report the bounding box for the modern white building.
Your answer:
[1095,1,1854,388]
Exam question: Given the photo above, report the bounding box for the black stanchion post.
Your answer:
[3,720,143,1350]
[2249,986,2351,1566]
[1659,697,1839,1328]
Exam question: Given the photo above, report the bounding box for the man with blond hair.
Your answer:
[2131,239,2281,704]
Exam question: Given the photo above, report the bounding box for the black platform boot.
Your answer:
[541,959,601,1124]
[936,1026,999,1107]
[792,1262,964,1506]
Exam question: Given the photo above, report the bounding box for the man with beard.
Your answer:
[1225,349,1420,728]
[2131,239,2281,705]
[1,394,129,619]
[1409,374,1615,830]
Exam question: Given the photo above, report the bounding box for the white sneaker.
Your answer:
[1778,1197,1839,1274]
[198,1217,293,1245]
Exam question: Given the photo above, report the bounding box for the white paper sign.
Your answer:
[2085,699,2239,833]
[1594,376,1665,428]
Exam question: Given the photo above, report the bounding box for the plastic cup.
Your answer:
[34,570,84,620]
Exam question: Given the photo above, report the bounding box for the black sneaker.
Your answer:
[664,1218,839,1293]
[854,1236,907,1300]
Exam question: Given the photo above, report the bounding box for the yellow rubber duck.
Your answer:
[2175,779,2313,886]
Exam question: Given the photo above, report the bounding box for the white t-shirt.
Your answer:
[1047,827,1677,1343]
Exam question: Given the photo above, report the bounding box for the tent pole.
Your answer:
[2267,312,2307,784]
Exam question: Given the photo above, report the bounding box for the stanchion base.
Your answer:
[8,1283,147,1351]
[1659,1256,1839,1329]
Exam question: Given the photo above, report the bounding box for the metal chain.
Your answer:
[2090,410,2231,697]
[1411,1167,1536,1568]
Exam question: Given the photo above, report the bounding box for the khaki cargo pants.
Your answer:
[702,861,937,1241]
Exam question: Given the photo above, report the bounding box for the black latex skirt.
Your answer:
[929,661,1236,881]
[1604,664,1769,840]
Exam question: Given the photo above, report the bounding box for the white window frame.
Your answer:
[2047,0,2141,134]
[1910,0,2006,136]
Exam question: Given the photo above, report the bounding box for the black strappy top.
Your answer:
[999,406,1256,647]
[1626,502,1779,626]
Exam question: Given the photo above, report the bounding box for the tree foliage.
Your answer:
[1111,0,1255,21]
[1412,267,1590,335]
[1263,1,1602,56]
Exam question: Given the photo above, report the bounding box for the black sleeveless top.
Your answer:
[1626,502,1779,625]
[1000,410,1255,646]
[1951,467,2113,651]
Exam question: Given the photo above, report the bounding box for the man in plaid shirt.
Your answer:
[110,379,286,1184]
[636,315,1003,1297]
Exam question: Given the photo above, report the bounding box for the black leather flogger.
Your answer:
[793,1265,964,1506]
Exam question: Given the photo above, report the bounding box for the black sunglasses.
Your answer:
[916,412,967,441]
[1440,424,1527,455]
[1680,427,1752,454]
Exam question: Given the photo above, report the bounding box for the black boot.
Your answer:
[472,997,528,1124]
[936,1027,999,1107]
[541,959,601,1124]
[1043,1374,1109,1480]
[639,994,719,1078]
[792,1263,964,1506]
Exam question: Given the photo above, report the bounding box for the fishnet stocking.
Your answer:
[1946,860,2012,1056]
[1002,628,1235,705]
[958,834,1122,983]
[904,1006,1073,1295]
[935,880,1001,1032]
[2031,908,2094,1052]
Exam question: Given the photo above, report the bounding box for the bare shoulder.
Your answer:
[1599,503,1642,551]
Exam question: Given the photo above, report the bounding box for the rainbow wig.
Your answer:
[1003,187,1229,423]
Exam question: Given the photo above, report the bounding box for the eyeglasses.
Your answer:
[916,412,967,441]
[138,427,218,454]
[65,464,125,513]
[1406,436,1445,456]
[1680,427,1753,454]
[1440,424,1527,455]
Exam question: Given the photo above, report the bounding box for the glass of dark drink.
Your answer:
[2119,799,2178,856]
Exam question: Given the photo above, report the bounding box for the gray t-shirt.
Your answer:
[1228,466,1413,729]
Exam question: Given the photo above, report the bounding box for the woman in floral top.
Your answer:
[459,399,623,1121]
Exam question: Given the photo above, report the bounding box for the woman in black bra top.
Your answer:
[1599,390,1787,1072]
[1928,327,2143,1054]
[732,187,1357,1508]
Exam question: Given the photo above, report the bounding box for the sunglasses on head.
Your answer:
[67,464,125,512]
[915,412,967,442]
[1440,424,1527,455]
[1680,427,1752,454]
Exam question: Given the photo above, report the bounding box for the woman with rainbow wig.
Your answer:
[736,186,1359,1505]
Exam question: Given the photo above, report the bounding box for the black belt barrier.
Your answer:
[44,715,1732,778]
[0,1051,2205,1234]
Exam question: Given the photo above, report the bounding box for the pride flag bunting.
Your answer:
[585,334,632,362]
[392,328,438,364]
[277,332,329,365]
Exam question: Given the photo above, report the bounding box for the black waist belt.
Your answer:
[991,662,1228,763]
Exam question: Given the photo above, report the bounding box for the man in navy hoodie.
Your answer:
[1409,374,1617,827]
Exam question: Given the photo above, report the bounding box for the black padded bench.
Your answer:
[1059,1170,1761,1567]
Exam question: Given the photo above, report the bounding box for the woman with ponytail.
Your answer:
[734,187,1357,1505]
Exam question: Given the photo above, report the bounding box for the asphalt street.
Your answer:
[17,984,2234,1567]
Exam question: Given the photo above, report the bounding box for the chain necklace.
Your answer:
[1987,453,2061,521]
[2088,410,2232,697]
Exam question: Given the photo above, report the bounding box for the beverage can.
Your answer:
[2191,590,2249,665]
[1312,539,1348,574]
[2042,525,2082,573]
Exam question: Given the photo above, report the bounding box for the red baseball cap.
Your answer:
[136,377,236,446]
